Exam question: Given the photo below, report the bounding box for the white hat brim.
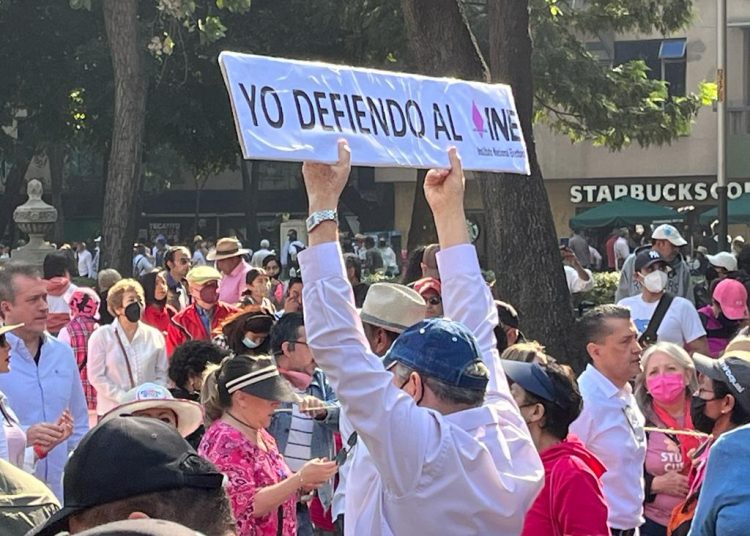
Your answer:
[101,399,204,438]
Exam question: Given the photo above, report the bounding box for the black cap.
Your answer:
[495,301,519,329]
[502,360,560,405]
[692,354,750,413]
[29,417,225,536]
[634,249,666,272]
[75,519,202,536]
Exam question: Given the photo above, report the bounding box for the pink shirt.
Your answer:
[219,259,252,305]
[644,426,686,526]
[697,305,729,358]
[199,420,296,536]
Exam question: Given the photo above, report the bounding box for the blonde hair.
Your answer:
[500,341,549,365]
[106,278,145,316]
[201,362,230,425]
[635,342,699,423]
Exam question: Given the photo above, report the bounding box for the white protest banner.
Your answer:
[219,52,530,175]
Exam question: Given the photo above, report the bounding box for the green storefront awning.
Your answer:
[570,196,685,229]
[699,194,750,224]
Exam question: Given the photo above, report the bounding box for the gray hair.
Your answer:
[97,269,122,292]
[634,342,699,424]
[0,262,42,304]
[392,362,486,407]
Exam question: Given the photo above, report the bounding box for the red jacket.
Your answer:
[166,302,239,356]
[522,435,609,536]
[142,304,176,337]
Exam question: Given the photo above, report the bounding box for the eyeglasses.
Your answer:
[426,296,442,306]
[335,431,358,467]
[0,334,6,347]
[289,340,308,347]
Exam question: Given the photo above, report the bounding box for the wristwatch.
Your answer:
[306,209,338,233]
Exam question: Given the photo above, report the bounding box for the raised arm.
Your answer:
[300,140,436,497]
[423,149,510,403]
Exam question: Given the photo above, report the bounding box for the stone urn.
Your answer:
[11,179,57,266]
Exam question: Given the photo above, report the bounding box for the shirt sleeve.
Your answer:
[300,242,436,497]
[204,442,259,534]
[153,333,169,386]
[689,436,731,536]
[87,328,129,404]
[66,346,90,448]
[679,299,707,344]
[615,255,634,302]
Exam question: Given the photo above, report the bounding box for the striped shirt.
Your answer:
[283,403,315,472]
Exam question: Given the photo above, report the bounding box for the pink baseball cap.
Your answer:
[714,279,749,320]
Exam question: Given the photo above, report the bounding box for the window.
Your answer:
[614,38,687,97]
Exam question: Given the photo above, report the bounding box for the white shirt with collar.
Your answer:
[0,333,89,499]
[87,319,168,415]
[570,364,647,531]
[300,242,543,536]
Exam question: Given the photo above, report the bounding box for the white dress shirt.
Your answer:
[300,242,543,536]
[570,364,647,531]
[77,249,94,278]
[87,319,168,415]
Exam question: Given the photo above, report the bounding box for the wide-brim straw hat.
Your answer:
[207,237,251,261]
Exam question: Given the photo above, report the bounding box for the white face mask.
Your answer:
[242,337,262,349]
[642,270,668,293]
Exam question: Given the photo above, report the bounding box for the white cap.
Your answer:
[652,224,687,247]
[707,251,738,272]
[260,239,270,249]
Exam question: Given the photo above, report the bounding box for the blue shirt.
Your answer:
[689,424,750,535]
[0,333,89,499]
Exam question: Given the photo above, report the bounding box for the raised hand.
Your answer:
[302,139,352,213]
[424,147,469,248]
[424,147,465,217]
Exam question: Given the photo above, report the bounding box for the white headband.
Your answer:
[225,365,279,394]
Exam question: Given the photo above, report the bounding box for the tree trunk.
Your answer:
[401,0,489,251]
[101,0,147,274]
[241,159,260,249]
[406,170,438,252]
[481,0,579,367]
[48,143,66,245]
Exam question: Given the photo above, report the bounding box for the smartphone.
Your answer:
[559,238,570,247]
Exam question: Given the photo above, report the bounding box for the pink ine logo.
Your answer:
[471,101,485,138]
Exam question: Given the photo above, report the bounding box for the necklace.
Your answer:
[226,411,258,431]
[225,411,266,450]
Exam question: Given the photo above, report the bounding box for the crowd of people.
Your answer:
[0,142,749,536]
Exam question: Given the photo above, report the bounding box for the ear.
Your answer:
[281,341,292,356]
[585,341,599,362]
[127,512,150,520]
[526,402,546,426]
[722,393,737,415]
[0,300,11,317]
[410,371,424,402]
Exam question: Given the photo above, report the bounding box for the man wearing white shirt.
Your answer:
[250,239,274,267]
[0,263,89,499]
[570,305,647,535]
[76,242,94,279]
[299,142,543,536]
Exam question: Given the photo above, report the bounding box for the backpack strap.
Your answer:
[639,293,674,346]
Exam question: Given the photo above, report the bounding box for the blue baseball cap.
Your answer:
[383,317,488,391]
[502,360,560,405]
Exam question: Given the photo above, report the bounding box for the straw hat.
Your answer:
[359,283,426,334]
[206,237,250,261]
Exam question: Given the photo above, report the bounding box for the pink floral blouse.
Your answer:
[199,420,297,536]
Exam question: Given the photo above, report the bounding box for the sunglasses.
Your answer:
[0,333,5,347]
[335,431,358,467]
